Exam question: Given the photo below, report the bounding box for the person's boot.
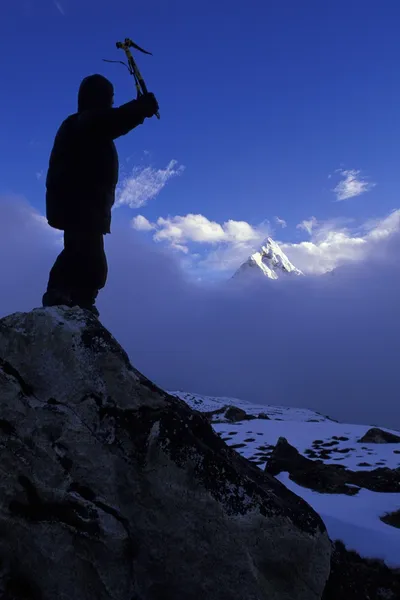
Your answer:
[70,289,100,318]
[80,304,100,318]
[42,289,73,308]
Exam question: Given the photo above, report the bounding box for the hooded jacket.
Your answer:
[46,74,145,233]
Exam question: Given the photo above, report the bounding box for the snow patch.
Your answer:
[176,390,400,566]
[277,472,400,567]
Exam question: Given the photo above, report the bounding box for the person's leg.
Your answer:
[42,232,74,307]
[43,231,107,314]
[68,231,107,313]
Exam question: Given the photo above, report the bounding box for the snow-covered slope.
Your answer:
[233,237,303,280]
[171,390,400,567]
[174,390,333,422]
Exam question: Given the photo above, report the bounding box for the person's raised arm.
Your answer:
[77,93,159,140]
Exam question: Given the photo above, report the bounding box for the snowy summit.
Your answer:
[234,237,303,280]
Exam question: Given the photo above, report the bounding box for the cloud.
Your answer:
[93,215,400,432]
[53,1,65,15]
[116,160,185,209]
[133,209,400,279]
[275,216,287,228]
[282,210,400,274]
[132,213,271,268]
[153,214,263,245]
[135,208,400,279]
[1,196,400,432]
[194,242,260,274]
[333,169,376,201]
[296,216,318,235]
[132,215,154,231]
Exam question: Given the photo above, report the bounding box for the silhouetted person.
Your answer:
[42,74,159,316]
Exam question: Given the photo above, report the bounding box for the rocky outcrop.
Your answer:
[225,405,256,422]
[203,405,257,424]
[0,307,331,600]
[266,437,400,494]
[380,509,400,529]
[359,427,400,444]
[258,412,271,420]
[322,541,400,600]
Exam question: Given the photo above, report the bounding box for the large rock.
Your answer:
[0,307,331,600]
[380,509,400,529]
[203,405,258,424]
[358,427,400,444]
[224,405,256,422]
[266,437,400,494]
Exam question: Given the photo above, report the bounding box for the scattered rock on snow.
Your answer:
[266,438,400,494]
[225,405,256,422]
[359,428,400,444]
[204,405,258,424]
[266,438,359,496]
[304,449,319,459]
[0,307,332,600]
[320,441,340,448]
[203,406,227,421]
[257,412,271,420]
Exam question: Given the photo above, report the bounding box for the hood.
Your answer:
[78,74,114,112]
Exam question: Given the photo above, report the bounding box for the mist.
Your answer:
[1,197,399,430]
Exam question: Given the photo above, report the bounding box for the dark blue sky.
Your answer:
[1,0,400,274]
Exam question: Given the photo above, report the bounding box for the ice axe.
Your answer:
[103,37,160,119]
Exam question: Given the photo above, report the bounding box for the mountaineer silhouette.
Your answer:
[42,74,159,316]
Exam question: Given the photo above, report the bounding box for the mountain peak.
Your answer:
[234,237,303,280]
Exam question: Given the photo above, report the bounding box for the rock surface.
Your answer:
[266,437,400,494]
[322,541,400,600]
[359,427,400,444]
[203,404,268,424]
[381,510,400,529]
[224,405,256,422]
[0,307,331,600]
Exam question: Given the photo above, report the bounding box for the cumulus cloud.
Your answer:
[153,214,263,245]
[275,216,287,228]
[133,209,400,278]
[333,169,376,201]
[282,210,400,274]
[115,159,185,209]
[2,196,400,431]
[132,215,154,231]
[132,213,270,262]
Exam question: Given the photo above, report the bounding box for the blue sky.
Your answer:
[2,0,400,279]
